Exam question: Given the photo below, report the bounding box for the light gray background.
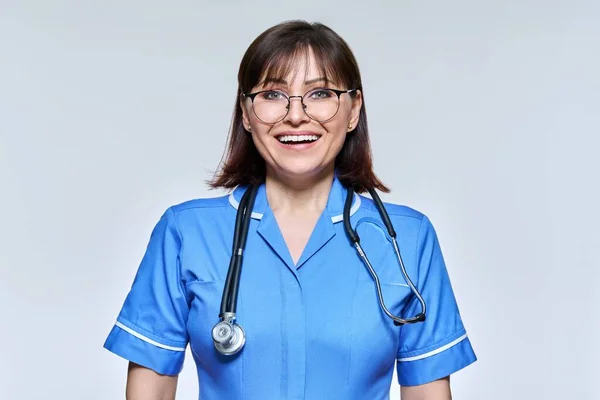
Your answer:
[1,1,599,399]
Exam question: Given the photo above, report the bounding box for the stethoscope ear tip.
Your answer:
[393,313,426,326]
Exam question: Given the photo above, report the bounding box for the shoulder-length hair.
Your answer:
[209,20,389,193]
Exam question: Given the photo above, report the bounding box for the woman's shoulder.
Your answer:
[357,193,427,222]
[357,194,440,242]
[165,192,233,221]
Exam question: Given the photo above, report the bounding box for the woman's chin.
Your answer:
[268,162,334,182]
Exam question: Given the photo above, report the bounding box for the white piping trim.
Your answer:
[228,192,264,220]
[228,191,362,223]
[330,193,361,223]
[397,333,468,362]
[387,282,409,287]
[115,321,186,352]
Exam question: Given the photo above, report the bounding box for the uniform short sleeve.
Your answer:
[396,215,476,386]
[103,208,189,376]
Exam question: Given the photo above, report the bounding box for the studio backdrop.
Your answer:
[0,1,598,399]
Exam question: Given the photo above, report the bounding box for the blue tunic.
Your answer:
[104,175,476,399]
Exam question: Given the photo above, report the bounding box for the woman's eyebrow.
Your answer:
[261,77,328,86]
[304,77,328,84]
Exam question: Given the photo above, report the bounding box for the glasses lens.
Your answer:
[304,89,340,122]
[252,90,289,123]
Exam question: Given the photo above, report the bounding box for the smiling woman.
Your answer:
[238,49,363,187]
[103,20,476,400]
[210,22,388,193]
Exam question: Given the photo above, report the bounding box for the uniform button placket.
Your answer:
[285,273,306,399]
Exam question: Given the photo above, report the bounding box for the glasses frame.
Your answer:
[241,88,358,124]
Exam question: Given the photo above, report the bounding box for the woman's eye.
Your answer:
[308,89,333,100]
[261,90,285,101]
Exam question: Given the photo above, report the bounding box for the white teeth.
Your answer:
[277,135,320,143]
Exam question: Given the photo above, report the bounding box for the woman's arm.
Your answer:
[125,362,178,400]
[400,376,451,400]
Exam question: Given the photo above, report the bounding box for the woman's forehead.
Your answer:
[258,66,342,91]
[252,46,343,88]
[260,53,320,83]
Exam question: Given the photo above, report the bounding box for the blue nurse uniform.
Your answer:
[104,175,476,399]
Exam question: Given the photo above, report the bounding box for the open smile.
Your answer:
[274,131,322,146]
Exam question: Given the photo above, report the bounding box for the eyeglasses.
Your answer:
[241,88,357,124]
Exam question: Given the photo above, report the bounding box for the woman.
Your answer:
[104,20,476,399]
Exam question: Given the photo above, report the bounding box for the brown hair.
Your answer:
[209,20,389,193]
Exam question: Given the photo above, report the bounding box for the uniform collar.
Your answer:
[228,174,361,223]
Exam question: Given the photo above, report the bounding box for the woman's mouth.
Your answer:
[276,134,321,145]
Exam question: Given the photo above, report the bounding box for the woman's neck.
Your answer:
[265,168,334,216]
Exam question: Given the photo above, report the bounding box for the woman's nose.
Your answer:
[284,96,310,125]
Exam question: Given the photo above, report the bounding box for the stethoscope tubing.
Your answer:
[219,185,259,317]
[343,188,426,325]
[214,184,426,355]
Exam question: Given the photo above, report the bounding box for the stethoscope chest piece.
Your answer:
[212,316,246,356]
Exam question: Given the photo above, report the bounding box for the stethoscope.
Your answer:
[212,185,427,356]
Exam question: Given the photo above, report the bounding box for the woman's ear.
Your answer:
[240,97,252,131]
[348,90,363,130]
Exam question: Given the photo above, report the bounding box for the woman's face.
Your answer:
[241,50,362,183]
